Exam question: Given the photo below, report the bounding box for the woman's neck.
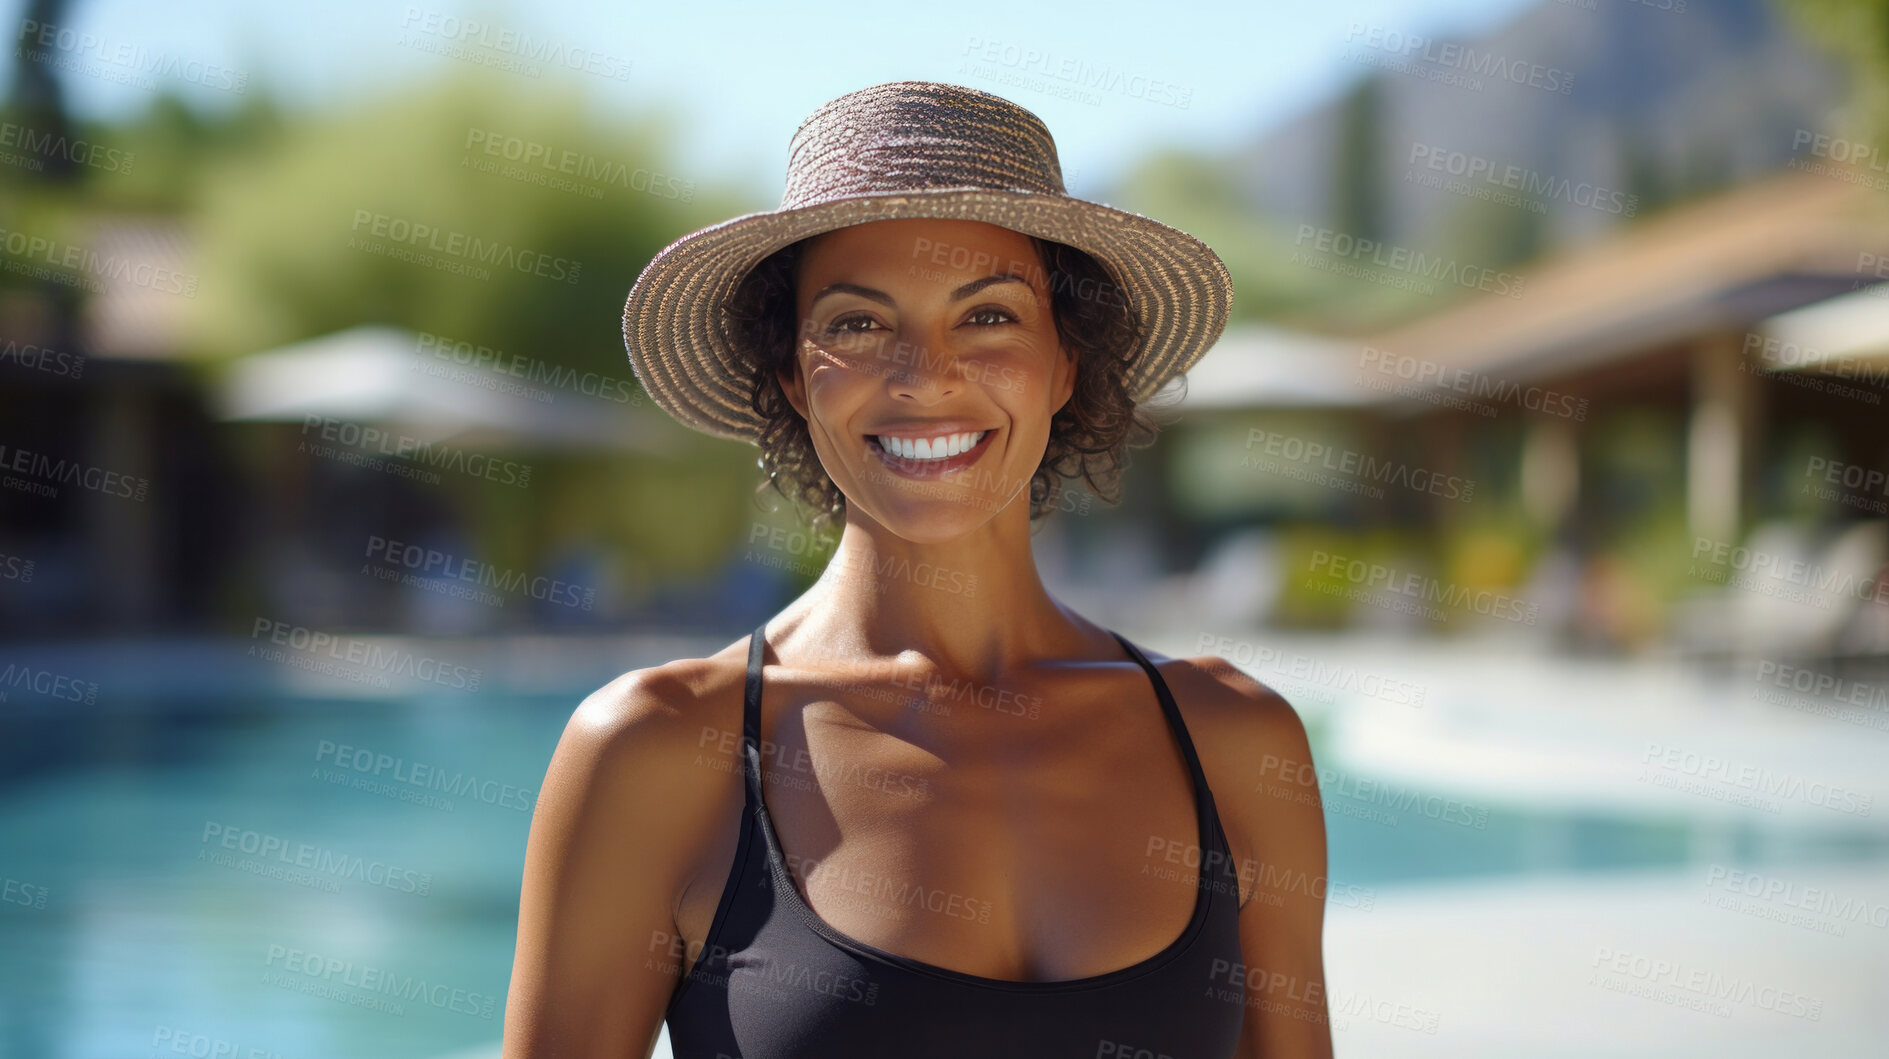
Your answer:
[775,502,1091,681]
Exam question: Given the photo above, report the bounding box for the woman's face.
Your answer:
[778,217,1075,543]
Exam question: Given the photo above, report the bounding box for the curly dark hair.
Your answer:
[724,229,1164,536]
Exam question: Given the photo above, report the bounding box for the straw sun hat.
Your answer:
[621,80,1233,443]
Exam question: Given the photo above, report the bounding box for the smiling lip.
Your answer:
[866,428,996,480]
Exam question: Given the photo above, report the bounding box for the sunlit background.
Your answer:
[3,0,1887,1055]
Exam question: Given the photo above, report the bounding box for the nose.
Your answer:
[885,333,961,405]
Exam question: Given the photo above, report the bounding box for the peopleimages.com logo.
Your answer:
[314,739,536,813]
[360,535,595,611]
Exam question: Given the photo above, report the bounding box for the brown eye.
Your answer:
[965,307,1016,326]
[825,313,881,335]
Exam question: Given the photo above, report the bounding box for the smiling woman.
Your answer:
[726,221,1152,533]
[502,81,1333,1059]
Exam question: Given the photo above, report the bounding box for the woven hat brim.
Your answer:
[622,188,1234,443]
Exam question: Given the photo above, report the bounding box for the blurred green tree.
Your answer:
[1781,0,1889,141]
[1110,149,1335,326]
[1331,75,1386,247]
[174,69,775,598]
[180,69,746,363]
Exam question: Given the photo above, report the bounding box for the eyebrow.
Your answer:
[810,273,1030,310]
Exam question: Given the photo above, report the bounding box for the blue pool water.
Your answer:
[2,691,1882,1058]
[2,700,557,1059]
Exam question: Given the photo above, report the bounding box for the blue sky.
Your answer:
[9,0,1542,198]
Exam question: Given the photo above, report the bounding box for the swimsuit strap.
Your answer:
[1108,629,1217,819]
[741,619,769,812]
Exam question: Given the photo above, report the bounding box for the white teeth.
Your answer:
[875,430,988,461]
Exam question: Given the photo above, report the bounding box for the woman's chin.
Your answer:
[864,500,1001,543]
[842,484,1015,543]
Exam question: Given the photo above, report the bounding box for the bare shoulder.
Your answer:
[1140,646,1314,767]
[552,637,764,838]
[570,639,753,758]
[1118,641,1335,1057]
[503,636,754,1055]
[1134,645,1328,908]
[531,633,760,892]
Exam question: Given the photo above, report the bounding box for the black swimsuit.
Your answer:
[662,621,1248,1057]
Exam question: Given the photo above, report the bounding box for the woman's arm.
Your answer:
[1182,657,1336,1059]
[502,664,726,1058]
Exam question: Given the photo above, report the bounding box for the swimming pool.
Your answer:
[2,679,1881,1057]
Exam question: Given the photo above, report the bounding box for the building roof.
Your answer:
[1755,280,1889,374]
[1350,166,1889,389]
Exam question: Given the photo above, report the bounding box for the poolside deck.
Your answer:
[1321,860,1889,1056]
